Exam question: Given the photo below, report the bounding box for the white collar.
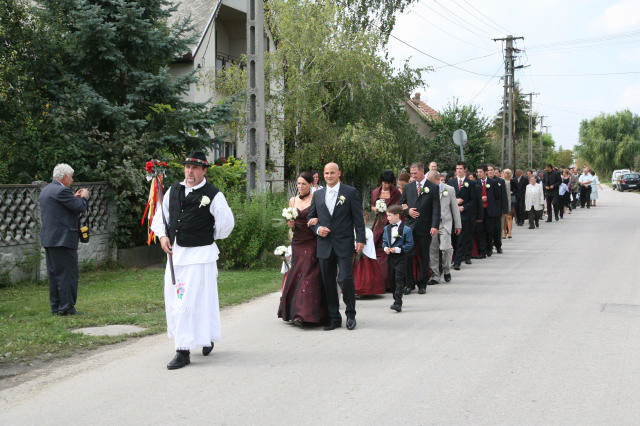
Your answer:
[326,182,340,193]
[181,178,207,193]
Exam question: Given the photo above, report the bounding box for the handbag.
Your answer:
[79,224,89,243]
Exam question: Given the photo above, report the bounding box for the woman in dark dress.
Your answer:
[371,170,402,290]
[278,172,328,326]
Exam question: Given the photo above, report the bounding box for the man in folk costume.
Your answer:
[151,151,234,370]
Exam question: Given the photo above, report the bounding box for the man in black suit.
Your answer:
[515,169,528,226]
[542,164,562,222]
[447,161,477,269]
[399,162,440,294]
[39,163,89,315]
[486,165,508,254]
[308,162,366,331]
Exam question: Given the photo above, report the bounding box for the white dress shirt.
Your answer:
[325,182,340,215]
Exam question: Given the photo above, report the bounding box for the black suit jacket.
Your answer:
[542,170,562,196]
[516,175,528,198]
[39,180,88,249]
[399,179,440,232]
[447,176,477,221]
[476,178,505,218]
[307,183,366,259]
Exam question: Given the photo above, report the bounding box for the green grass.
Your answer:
[0,266,282,365]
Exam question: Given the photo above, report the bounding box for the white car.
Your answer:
[611,169,631,190]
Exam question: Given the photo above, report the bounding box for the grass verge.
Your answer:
[0,266,282,366]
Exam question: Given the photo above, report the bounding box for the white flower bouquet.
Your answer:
[199,195,211,208]
[375,199,387,213]
[274,245,288,256]
[282,207,298,221]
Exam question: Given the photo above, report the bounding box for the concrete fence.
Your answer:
[0,181,116,282]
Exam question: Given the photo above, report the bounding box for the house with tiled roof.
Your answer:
[169,0,284,188]
[404,92,439,138]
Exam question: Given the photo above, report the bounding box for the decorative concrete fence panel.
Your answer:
[0,182,116,283]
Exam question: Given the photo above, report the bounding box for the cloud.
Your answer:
[592,0,640,33]
[618,47,640,63]
[617,82,640,110]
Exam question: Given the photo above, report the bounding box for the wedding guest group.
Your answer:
[151,151,235,370]
[277,159,602,332]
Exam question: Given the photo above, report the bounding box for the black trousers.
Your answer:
[546,193,559,219]
[319,249,356,324]
[485,215,500,252]
[45,247,79,314]
[579,186,592,208]
[571,192,578,209]
[388,253,407,305]
[453,219,474,264]
[516,196,526,224]
[475,217,488,256]
[410,230,432,286]
[527,207,541,228]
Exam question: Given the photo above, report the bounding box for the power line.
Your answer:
[431,0,494,38]
[469,65,504,102]
[446,0,508,36]
[411,8,490,50]
[527,70,640,77]
[416,0,490,40]
[526,28,640,51]
[460,0,512,35]
[389,34,498,77]
[434,52,498,70]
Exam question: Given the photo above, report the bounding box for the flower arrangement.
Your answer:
[442,189,449,197]
[199,195,211,208]
[274,245,290,269]
[141,159,168,245]
[422,187,430,194]
[338,195,346,205]
[463,182,469,188]
[145,160,167,181]
[485,183,491,188]
[282,207,298,221]
[375,199,387,213]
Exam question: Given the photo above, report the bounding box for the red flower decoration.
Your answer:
[145,161,154,173]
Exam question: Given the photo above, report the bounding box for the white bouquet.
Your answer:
[375,199,387,213]
[282,207,298,221]
[274,246,288,256]
[274,245,290,269]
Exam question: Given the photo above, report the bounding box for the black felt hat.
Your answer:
[183,151,209,167]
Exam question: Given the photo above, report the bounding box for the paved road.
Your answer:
[2,188,640,425]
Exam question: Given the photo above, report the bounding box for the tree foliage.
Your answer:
[424,100,497,172]
[575,110,640,174]
[265,0,424,185]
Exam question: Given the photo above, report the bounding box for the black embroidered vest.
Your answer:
[168,182,219,247]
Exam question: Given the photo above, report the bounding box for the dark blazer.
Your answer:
[542,170,562,196]
[475,178,503,218]
[399,179,440,232]
[382,222,414,253]
[307,183,366,259]
[447,176,477,221]
[39,180,88,249]
[516,175,528,198]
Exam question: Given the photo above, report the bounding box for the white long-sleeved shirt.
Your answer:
[525,183,544,211]
[150,178,234,266]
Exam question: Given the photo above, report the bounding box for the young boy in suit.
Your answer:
[382,205,414,312]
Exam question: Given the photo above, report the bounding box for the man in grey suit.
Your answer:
[428,172,461,284]
[39,164,89,315]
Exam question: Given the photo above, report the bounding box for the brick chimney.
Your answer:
[412,92,421,105]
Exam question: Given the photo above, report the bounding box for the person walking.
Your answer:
[525,175,544,228]
[542,164,562,221]
[447,161,477,270]
[579,166,593,208]
[152,151,235,370]
[39,163,90,316]
[428,173,461,284]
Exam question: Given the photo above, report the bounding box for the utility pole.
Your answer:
[522,92,538,169]
[246,0,266,194]
[494,35,524,171]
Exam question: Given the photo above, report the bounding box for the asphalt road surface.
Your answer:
[2,188,640,425]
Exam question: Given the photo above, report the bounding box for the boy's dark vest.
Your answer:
[387,221,405,247]
[168,182,219,247]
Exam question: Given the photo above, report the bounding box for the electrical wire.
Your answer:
[460,0,513,35]
[411,8,490,50]
[416,0,490,40]
[431,0,496,38]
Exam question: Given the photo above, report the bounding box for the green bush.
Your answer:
[218,190,289,269]
[206,156,247,192]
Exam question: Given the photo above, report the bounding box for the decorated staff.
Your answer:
[142,159,175,285]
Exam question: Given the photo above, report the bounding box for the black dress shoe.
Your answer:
[465,259,472,265]
[486,251,492,257]
[418,284,427,294]
[403,286,413,295]
[444,273,451,282]
[496,248,503,254]
[346,318,356,330]
[324,321,341,331]
[427,279,439,285]
[478,254,486,259]
[292,318,303,327]
[453,264,461,270]
[59,308,82,316]
[546,219,552,222]
[390,303,402,312]
[202,342,214,356]
[167,350,190,370]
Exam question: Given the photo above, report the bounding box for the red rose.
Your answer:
[145,161,154,173]
[161,162,167,167]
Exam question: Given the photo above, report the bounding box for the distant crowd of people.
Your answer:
[277,161,603,328]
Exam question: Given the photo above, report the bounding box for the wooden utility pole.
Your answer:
[522,92,538,169]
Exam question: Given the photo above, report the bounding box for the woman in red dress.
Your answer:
[353,227,385,295]
[278,172,328,326]
[370,170,402,290]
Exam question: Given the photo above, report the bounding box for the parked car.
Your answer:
[611,169,631,190]
[618,172,640,191]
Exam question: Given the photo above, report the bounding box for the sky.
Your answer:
[387,0,640,150]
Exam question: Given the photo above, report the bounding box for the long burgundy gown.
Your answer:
[277,206,328,325]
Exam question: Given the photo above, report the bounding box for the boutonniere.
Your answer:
[337,195,346,205]
[498,182,502,186]
[442,189,449,197]
[199,195,211,208]
[422,187,430,194]
[485,183,491,189]
[463,182,469,187]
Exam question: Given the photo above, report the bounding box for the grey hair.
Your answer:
[426,170,439,180]
[52,163,74,180]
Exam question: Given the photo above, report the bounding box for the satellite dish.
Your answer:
[453,129,467,147]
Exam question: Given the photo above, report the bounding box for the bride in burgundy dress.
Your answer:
[371,170,402,290]
[278,172,328,326]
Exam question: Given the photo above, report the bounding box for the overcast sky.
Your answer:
[388,0,640,150]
